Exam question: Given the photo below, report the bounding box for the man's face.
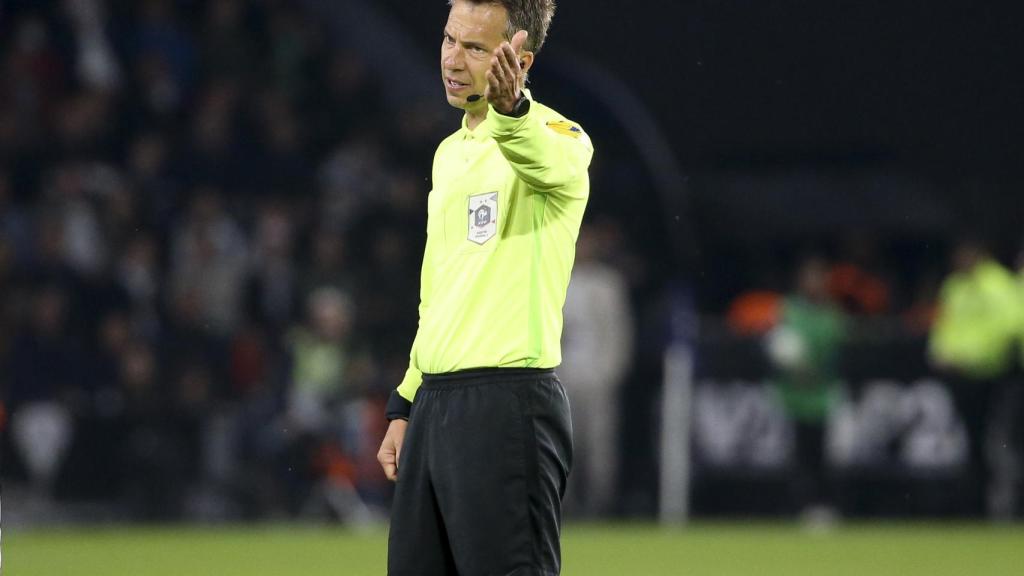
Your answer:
[441,0,509,112]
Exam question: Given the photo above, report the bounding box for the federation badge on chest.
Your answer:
[467,192,499,245]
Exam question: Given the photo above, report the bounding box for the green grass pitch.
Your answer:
[5,522,1023,575]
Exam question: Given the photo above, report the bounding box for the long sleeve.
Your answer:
[488,100,593,197]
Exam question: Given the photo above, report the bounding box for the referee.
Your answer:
[377,1,593,574]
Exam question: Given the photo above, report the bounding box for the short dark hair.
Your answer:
[449,0,557,53]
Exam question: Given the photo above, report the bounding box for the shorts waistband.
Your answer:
[421,367,555,388]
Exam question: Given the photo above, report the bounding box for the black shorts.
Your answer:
[388,368,573,576]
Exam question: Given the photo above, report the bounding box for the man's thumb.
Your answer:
[511,30,528,53]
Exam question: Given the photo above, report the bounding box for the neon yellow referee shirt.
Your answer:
[395,92,593,405]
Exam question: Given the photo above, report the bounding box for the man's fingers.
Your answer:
[490,55,507,85]
[495,51,516,87]
[510,29,528,53]
[379,418,407,483]
[501,43,521,74]
[378,449,396,480]
[486,69,500,97]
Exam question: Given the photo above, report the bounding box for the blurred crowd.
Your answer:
[0,0,642,523]
[0,0,451,520]
[2,0,1022,524]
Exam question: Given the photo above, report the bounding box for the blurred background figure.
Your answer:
[826,234,892,317]
[1012,243,1024,516]
[169,189,249,336]
[928,239,1023,517]
[246,201,298,333]
[7,285,79,507]
[767,255,846,521]
[561,221,634,517]
[285,288,354,440]
[277,287,375,522]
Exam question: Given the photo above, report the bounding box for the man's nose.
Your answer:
[444,46,464,69]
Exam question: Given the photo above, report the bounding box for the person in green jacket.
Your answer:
[768,255,846,517]
[929,239,1023,516]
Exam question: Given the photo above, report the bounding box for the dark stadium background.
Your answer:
[389,0,1024,169]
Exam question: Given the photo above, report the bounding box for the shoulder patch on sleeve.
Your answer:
[545,120,583,139]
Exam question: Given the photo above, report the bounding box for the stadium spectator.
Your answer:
[117,338,191,519]
[168,188,249,336]
[929,239,1024,516]
[249,88,315,198]
[0,233,15,353]
[246,201,298,332]
[115,232,161,337]
[64,0,122,93]
[125,131,178,230]
[48,163,109,279]
[198,0,257,84]
[1015,245,1024,516]
[561,222,634,517]
[277,287,373,518]
[299,225,353,303]
[929,240,1022,379]
[0,231,17,480]
[826,234,891,316]
[8,284,81,500]
[284,288,356,434]
[767,255,846,519]
[1017,245,1024,366]
[348,173,424,361]
[177,81,247,194]
[726,289,782,336]
[133,0,197,105]
[0,171,31,263]
[307,48,385,152]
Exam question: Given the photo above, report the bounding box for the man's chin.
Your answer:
[445,93,468,109]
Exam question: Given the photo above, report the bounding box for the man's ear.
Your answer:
[519,51,535,74]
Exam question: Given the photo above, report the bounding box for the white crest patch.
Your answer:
[467,192,498,245]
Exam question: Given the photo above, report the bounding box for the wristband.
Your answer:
[385,389,412,421]
[498,94,530,118]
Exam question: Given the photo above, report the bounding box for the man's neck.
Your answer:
[466,106,487,131]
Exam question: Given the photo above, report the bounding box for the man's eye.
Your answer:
[443,34,454,44]
[472,46,486,54]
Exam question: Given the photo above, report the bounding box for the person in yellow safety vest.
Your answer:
[930,242,1022,379]
[929,239,1024,517]
[1017,248,1024,519]
[1017,248,1024,368]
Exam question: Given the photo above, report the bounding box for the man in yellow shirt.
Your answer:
[1018,247,1024,372]
[929,240,1023,515]
[377,1,592,574]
